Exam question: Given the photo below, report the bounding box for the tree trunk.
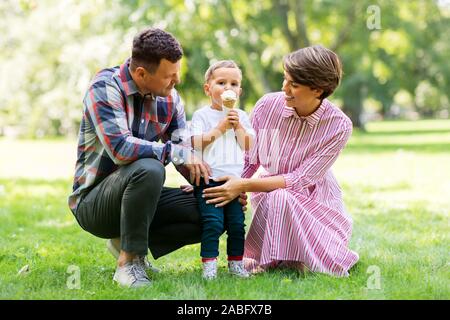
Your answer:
[272,0,309,51]
[381,101,390,119]
[342,82,365,130]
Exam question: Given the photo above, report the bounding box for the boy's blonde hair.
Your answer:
[204,60,242,83]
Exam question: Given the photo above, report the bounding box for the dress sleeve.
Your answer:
[283,125,352,191]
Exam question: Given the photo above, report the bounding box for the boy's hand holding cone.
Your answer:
[221,90,239,129]
[221,90,237,109]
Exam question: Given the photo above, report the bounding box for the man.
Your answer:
[68,28,246,287]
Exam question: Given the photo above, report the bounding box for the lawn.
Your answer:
[0,119,449,299]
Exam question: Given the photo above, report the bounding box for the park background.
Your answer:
[0,0,449,299]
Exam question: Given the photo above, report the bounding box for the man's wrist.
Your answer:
[170,146,184,165]
[171,145,193,166]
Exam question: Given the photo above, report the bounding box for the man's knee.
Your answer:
[129,158,166,185]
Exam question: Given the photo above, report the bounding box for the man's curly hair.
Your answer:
[130,28,183,73]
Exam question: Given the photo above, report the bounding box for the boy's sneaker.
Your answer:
[202,259,217,280]
[228,260,250,278]
[113,257,152,288]
[107,239,161,273]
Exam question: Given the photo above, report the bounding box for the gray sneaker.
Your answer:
[107,239,161,273]
[113,257,151,288]
[228,260,250,278]
[202,260,217,280]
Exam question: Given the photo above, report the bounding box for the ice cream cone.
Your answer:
[223,99,236,108]
[221,90,237,109]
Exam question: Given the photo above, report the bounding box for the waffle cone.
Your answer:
[223,99,236,108]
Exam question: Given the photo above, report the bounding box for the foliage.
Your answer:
[0,0,449,137]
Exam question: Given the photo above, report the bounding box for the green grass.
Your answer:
[0,119,449,299]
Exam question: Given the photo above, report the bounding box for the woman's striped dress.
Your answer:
[242,92,359,277]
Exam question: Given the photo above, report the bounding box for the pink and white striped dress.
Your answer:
[242,92,359,277]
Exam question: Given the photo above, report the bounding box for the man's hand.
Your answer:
[185,154,212,186]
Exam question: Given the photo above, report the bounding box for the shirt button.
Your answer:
[141,119,144,124]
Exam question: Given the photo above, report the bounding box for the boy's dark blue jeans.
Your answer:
[194,179,246,259]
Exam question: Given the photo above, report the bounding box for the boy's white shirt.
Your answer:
[190,105,255,179]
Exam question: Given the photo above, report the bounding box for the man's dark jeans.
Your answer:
[74,158,201,258]
[194,179,245,259]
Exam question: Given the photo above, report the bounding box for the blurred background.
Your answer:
[1,0,449,139]
[1,0,449,299]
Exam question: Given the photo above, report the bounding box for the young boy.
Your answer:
[190,60,255,280]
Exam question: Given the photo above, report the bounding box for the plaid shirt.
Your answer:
[68,59,190,213]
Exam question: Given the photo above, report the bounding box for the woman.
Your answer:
[202,45,359,277]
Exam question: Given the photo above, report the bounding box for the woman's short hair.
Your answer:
[204,60,242,83]
[283,45,342,99]
[131,28,183,73]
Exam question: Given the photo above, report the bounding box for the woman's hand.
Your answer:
[202,175,245,207]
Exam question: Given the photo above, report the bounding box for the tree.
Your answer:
[1,0,449,137]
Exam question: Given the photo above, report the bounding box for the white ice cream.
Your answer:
[221,90,237,102]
